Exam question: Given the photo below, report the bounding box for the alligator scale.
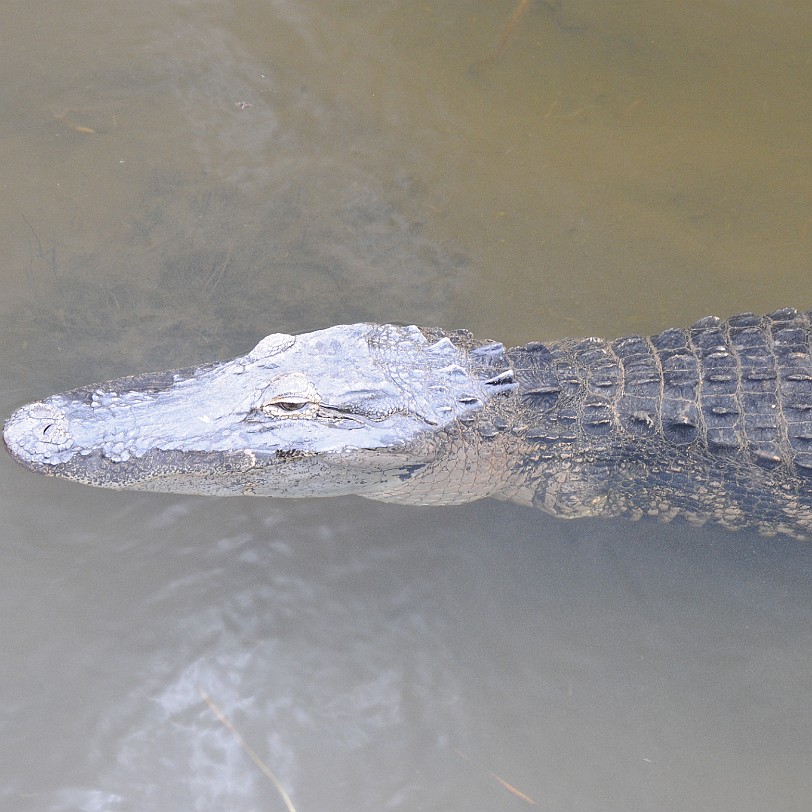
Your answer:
[5,309,812,538]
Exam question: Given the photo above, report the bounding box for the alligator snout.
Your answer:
[3,401,77,468]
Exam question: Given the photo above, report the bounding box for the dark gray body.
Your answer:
[4,309,812,538]
[503,309,812,537]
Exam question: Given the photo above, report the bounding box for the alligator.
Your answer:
[4,308,812,538]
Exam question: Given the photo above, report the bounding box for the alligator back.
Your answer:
[506,309,812,537]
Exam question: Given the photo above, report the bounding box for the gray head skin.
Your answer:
[3,324,518,504]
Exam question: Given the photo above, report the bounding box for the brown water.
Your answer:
[2,2,812,810]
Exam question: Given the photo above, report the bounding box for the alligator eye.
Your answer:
[255,373,320,415]
[255,398,314,417]
[275,400,310,412]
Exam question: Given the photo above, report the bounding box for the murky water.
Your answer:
[2,2,812,810]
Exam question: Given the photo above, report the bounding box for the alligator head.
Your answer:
[3,324,517,504]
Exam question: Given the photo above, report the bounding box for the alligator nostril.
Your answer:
[3,401,76,464]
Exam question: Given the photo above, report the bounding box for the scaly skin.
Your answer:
[4,310,812,537]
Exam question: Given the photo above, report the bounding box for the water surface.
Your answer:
[2,2,812,810]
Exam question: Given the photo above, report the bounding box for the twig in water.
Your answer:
[454,747,537,805]
[472,0,530,68]
[198,686,297,812]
